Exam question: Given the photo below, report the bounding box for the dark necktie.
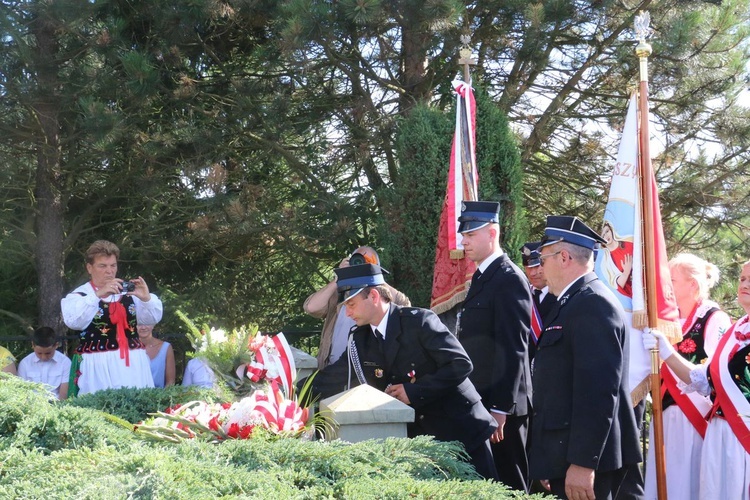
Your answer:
[472,269,482,282]
[374,328,384,353]
[532,288,542,308]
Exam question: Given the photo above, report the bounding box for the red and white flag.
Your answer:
[430,80,479,314]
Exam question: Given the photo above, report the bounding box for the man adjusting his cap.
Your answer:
[307,263,499,480]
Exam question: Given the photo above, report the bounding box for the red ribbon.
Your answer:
[108,301,130,367]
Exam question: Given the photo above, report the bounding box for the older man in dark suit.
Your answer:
[310,264,499,480]
[530,215,641,500]
[457,201,533,491]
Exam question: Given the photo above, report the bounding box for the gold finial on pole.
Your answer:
[635,12,653,82]
[458,33,476,84]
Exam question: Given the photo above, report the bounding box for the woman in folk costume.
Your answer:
[61,240,162,394]
[646,260,750,500]
[644,253,731,499]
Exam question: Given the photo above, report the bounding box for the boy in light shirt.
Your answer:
[18,327,72,399]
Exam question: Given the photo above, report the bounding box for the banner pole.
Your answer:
[635,12,668,500]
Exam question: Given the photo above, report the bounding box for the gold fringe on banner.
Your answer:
[630,375,652,407]
[632,310,648,330]
[431,287,469,315]
[449,249,465,259]
[633,309,682,344]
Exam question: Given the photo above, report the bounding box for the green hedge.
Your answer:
[64,384,227,423]
[0,375,543,498]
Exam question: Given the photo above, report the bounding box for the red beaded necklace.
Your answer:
[734,316,750,342]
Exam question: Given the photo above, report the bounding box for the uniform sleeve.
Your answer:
[134,294,163,325]
[61,290,101,331]
[566,295,626,469]
[489,273,531,412]
[403,311,473,409]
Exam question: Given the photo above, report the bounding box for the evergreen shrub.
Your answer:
[0,377,544,498]
[65,384,226,423]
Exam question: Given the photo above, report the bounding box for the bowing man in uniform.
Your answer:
[521,241,557,360]
[457,201,533,492]
[309,264,499,480]
[529,215,641,500]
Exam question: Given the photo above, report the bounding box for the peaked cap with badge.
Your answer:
[457,201,500,234]
[539,215,606,250]
[334,264,386,303]
[520,241,542,268]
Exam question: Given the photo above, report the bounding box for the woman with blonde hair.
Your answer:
[644,253,731,499]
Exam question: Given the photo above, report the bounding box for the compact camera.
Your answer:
[349,252,367,266]
[121,281,136,293]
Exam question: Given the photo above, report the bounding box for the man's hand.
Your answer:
[565,464,595,500]
[385,384,411,404]
[95,278,121,299]
[490,413,506,443]
[131,276,151,302]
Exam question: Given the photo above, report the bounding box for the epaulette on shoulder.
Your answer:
[399,307,421,316]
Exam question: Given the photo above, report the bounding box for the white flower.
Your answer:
[208,327,228,344]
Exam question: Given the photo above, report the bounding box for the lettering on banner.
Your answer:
[613,161,638,179]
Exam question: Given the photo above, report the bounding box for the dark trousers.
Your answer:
[616,398,646,499]
[491,414,529,492]
[467,439,499,481]
[550,467,628,500]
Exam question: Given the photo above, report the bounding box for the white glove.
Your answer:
[642,327,676,360]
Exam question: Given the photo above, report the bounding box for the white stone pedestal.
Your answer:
[320,384,415,442]
[291,346,317,382]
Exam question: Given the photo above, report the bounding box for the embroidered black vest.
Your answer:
[663,306,718,410]
[75,295,144,354]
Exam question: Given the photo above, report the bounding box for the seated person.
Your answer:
[137,324,175,388]
[17,327,72,399]
[182,357,216,389]
[0,345,16,375]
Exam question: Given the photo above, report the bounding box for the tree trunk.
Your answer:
[31,13,66,338]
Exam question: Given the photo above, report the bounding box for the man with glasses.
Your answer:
[457,201,532,492]
[529,215,642,500]
[308,263,499,480]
